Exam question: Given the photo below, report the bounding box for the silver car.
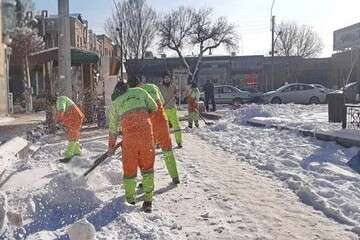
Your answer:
[200,85,251,105]
[311,84,334,94]
[262,83,326,104]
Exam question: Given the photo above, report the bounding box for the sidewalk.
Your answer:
[0,112,45,143]
[0,112,45,127]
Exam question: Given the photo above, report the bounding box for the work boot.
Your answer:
[142,201,152,213]
[59,157,72,163]
[177,143,183,148]
[172,177,180,185]
[195,122,199,128]
[188,122,193,129]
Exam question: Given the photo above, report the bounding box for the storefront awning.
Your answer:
[29,47,100,66]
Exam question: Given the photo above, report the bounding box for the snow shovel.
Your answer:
[83,141,122,177]
[195,109,215,126]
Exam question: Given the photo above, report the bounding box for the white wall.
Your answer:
[98,56,118,107]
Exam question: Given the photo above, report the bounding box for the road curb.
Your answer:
[247,119,360,148]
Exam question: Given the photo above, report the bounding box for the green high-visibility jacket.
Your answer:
[108,87,158,136]
[56,96,76,113]
[142,83,165,104]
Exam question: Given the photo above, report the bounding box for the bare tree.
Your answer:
[159,7,238,83]
[158,7,195,75]
[105,0,158,60]
[11,27,45,111]
[15,0,34,27]
[275,22,323,58]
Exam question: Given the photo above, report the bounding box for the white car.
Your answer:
[262,83,326,104]
[200,85,251,105]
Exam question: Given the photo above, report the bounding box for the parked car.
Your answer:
[200,85,251,105]
[342,81,359,103]
[311,84,334,94]
[262,83,326,104]
[239,87,263,103]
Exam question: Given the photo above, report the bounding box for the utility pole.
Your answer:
[117,21,124,81]
[271,15,275,90]
[58,0,72,97]
[113,0,124,81]
[269,0,276,91]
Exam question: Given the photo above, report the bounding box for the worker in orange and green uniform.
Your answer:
[51,96,85,162]
[159,71,183,148]
[187,82,200,128]
[107,80,158,213]
[128,78,180,184]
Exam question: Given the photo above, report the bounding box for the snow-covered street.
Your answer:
[1,104,360,239]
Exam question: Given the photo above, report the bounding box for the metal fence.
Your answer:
[344,104,360,129]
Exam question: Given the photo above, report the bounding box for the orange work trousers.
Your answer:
[121,111,155,178]
[61,105,85,141]
[187,97,198,113]
[149,103,172,150]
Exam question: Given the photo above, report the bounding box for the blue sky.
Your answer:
[34,0,360,57]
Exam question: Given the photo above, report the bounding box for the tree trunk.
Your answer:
[176,50,192,77]
[192,50,205,84]
[24,56,33,112]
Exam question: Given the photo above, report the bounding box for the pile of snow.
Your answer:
[44,173,101,207]
[198,106,360,227]
[24,173,102,237]
[228,104,271,124]
[26,231,57,240]
[229,104,341,132]
[68,219,96,240]
[0,192,7,233]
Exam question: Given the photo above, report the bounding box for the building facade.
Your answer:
[331,22,360,89]
[128,55,331,91]
[96,34,113,57]
[0,4,6,116]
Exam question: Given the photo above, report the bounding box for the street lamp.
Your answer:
[2,0,16,115]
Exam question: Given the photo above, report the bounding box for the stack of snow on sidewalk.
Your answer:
[197,103,360,231]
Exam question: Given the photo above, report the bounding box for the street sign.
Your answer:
[334,22,360,51]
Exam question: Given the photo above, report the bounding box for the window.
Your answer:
[223,87,235,93]
[215,87,223,94]
[289,85,299,92]
[281,86,291,92]
[303,85,314,90]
